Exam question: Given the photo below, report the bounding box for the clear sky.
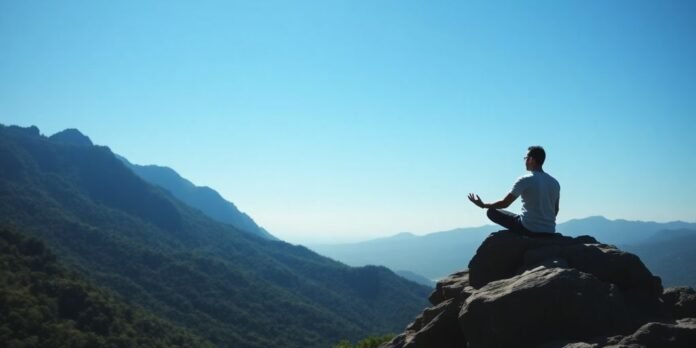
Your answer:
[2,0,695,244]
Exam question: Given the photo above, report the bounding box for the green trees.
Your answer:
[334,335,395,348]
[0,227,213,347]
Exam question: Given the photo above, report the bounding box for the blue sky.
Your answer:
[2,0,695,243]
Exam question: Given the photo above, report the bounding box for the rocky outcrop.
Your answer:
[382,230,696,348]
[663,287,696,320]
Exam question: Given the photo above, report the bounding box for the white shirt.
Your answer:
[510,170,560,233]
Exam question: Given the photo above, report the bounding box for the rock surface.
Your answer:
[381,230,696,348]
[663,287,696,320]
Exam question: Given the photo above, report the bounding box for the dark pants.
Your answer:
[486,208,556,237]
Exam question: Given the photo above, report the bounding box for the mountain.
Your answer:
[0,124,430,348]
[383,231,696,347]
[310,217,696,281]
[0,226,213,347]
[625,229,696,288]
[114,153,277,240]
[48,128,94,147]
[558,215,696,245]
[310,226,495,280]
[395,270,434,288]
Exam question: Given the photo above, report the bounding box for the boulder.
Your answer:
[610,318,696,347]
[467,231,597,288]
[383,271,474,348]
[382,299,465,348]
[428,270,474,306]
[663,287,696,319]
[522,242,663,301]
[459,266,638,348]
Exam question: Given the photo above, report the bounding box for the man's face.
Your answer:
[524,153,535,170]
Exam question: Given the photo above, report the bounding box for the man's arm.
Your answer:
[555,196,560,217]
[468,193,517,209]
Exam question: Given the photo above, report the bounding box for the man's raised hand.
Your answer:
[468,193,484,208]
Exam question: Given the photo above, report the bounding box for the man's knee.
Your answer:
[486,208,497,220]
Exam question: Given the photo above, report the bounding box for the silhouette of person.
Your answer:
[468,146,560,236]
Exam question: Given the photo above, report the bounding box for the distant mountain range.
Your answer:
[310,216,696,285]
[310,226,492,282]
[624,229,696,288]
[0,124,430,347]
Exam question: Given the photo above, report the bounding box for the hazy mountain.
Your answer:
[624,229,696,288]
[310,226,493,280]
[115,153,277,240]
[311,217,696,281]
[558,215,696,245]
[0,124,429,348]
[395,270,434,287]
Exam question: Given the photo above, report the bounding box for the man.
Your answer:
[468,146,560,236]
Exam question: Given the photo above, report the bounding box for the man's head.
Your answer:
[525,146,545,171]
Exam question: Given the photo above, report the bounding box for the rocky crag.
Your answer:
[382,231,696,348]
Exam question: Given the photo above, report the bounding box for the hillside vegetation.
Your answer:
[0,227,213,347]
[0,124,429,347]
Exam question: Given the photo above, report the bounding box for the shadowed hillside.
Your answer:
[114,153,277,241]
[0,124,429,348]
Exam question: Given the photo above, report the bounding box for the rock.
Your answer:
[611,318,696,347]
[468,231,663,305]
[382,299,465,348]
[383,271,474,348]
[428,270,474,306]
[548,319,696,347]
[663,287,696,319]
[523,242,663,301]
[459,266,638,348]
[385,230,695,348]
[467,231,597,288]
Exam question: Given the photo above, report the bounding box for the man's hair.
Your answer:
[528,146,546,166]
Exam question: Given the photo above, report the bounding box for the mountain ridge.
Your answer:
[0,124,429,347]
[49,128,94,146]
[115,153,277,240]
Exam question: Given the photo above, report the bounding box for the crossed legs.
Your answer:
[486,208,531,235]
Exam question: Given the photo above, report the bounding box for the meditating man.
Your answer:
[468,146,560,236]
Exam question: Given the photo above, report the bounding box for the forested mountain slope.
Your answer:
[0,227,213,347]
[0,124,429,348]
